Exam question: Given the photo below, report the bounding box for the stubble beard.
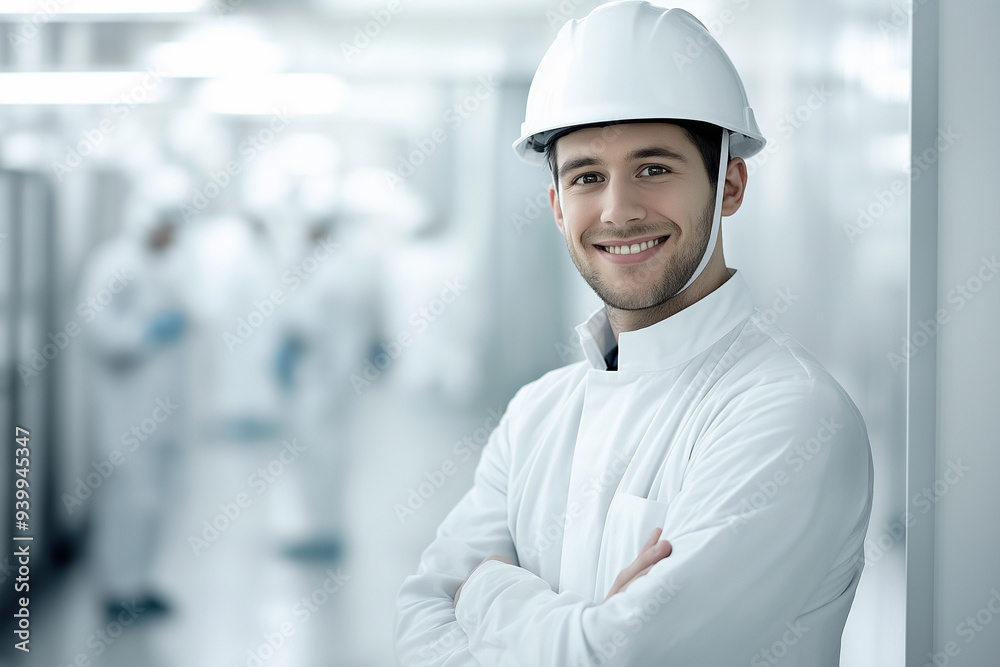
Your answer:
[566,194,715,311]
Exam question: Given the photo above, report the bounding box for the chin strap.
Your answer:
[677,129,729,295]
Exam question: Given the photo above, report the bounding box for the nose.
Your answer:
[601,174,646,226]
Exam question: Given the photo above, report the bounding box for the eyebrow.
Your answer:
[558,146,689,179]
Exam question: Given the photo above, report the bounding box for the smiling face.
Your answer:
[549,122,718,312]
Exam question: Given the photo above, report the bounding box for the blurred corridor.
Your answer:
[21,381,496,667]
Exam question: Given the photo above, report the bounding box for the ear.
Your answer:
[720,157,748,217]
[548,183,566,235]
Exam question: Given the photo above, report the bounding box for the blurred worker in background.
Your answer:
[80,198,191,621]
[340,169,480,405]
[187,214,288,442]
[275,213,379,561]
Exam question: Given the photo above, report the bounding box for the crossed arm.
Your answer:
[395,381,872,666]
[455,528,672,609]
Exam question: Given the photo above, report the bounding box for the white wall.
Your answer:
[933,1,1000,665]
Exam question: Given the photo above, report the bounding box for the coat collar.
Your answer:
[575,269,755,373]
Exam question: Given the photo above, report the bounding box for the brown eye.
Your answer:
[572,172,603,185]
[640,165,671,177]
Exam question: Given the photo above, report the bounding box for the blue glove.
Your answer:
[275,335,305,390]
[147,310,187,344]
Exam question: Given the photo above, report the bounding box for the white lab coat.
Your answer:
[395,269,873,666]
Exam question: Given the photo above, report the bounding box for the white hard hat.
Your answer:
[513,0,765,164]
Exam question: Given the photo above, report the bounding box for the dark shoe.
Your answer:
[104,594,171,624]
[135,594,171,616]
[281,535,346,564]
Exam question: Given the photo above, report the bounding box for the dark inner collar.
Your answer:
[604,343,619,371]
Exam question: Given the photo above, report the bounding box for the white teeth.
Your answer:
[602,237,663,254]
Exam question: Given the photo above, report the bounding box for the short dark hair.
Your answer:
[543,119,727,191]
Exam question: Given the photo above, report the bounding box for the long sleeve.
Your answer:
[452,379,873,666]
[394,391,523,666]
[76,242,158,367]
[86,299,151,363]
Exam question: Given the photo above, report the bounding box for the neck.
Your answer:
[606,260,733,343]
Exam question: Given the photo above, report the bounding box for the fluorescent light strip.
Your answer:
[195,75,349,115]
[0,72,167,105]
[0,0,206,13]
[0,72,350,114]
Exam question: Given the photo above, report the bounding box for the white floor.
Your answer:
[17,382,498,667]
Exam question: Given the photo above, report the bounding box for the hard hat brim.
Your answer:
[512,117,766,166]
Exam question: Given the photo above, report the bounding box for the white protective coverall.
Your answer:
[191,216,285,437]
[395,269,874,666]
[81,231,188,599]
[277,229,378,541]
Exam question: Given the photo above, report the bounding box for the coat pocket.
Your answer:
[595,492,671,601]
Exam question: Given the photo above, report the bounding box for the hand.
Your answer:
[604,527,672,602]
[146,310,186,344]
[275,335,305,389]
[454,555,514,608]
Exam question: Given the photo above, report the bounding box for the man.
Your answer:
[395,2,873,665]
